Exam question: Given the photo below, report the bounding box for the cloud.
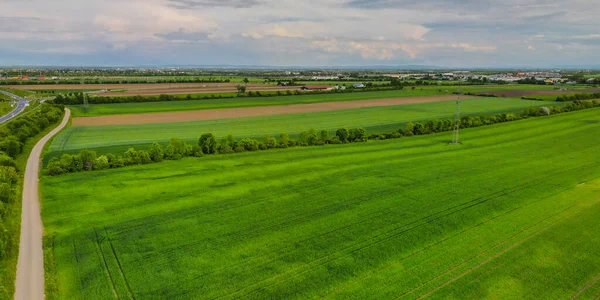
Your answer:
[155,28,211,42]
[0,0,599,67]
[167,0,260,9]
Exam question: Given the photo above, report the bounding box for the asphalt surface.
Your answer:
[14,108,70,300]
[0,90,29,124]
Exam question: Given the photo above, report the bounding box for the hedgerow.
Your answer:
[46,100,600,176]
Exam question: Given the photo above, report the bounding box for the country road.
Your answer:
[14,108,70,300]
[0,90,29,124]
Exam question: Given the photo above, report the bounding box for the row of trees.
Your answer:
[556,92,600,102]
[53,84,408,105]
[46,100,600,177]
[0,102,64,285]
[1,78,232,86]
[47,128,368,176]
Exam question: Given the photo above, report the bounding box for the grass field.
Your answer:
[48,98,548,155]
[42,107,600,299]
[69,89,450,117]
[0,101,12,115]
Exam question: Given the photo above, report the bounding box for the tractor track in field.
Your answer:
[72,95,466,126]
[416,195,600,299]
[570,273,600,299]
[210,162,600,299]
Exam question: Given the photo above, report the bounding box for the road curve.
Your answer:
[0,90,28,124]
[14,108,71,300]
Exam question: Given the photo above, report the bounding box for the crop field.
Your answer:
[42,107,600,299]
[68,89,453,117]
[48,98,547,154]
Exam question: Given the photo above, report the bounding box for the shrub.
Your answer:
[539,106,551,116]
[199,133,217,154]
[336,128,349,143]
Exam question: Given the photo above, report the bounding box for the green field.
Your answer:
[0,101,12,115]
[70,89,449,117]
[42,107,600,299]
[68,84,592,117]
[48,98,549,155]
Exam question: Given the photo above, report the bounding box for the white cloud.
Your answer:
[0,0,598,66]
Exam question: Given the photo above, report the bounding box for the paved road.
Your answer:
[0,90,29,124]
[14,108,70,300]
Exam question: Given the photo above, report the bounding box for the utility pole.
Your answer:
[451,89,462,144]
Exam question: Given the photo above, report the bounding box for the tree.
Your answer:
[279,133,289,148]
[306,133,318,146]
[0,153,16,168]
[123,148,140,165]
[236,85,247,94]
[149,143,164,162]
[349,128,366,142]
[405,122,415,134]
[199,133,217,154]
[78,149,97,171]
[336,128,349,143]
[264,135,277,149]
[319,130,329,143]
[1,137,22,158]
[243,78,249,84]
[94,156,110,170]
[539,106,551,116]
[46,157,64,175]
[240,138,259,151]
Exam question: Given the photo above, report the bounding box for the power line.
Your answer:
[451,89,462,145]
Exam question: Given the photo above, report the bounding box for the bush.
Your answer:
[336,128,349,143]
[539,106,551,116]
[199,133,217,154]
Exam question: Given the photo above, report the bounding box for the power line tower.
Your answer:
[451,89,462,144]
[83,93,89,108]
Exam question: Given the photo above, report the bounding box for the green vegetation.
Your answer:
[72,90,424,115]
[0,102,12,116]
[0,103,65,298]
[47,100,600,176]
[68,89,449,117]
[49,98,549,155]
[42,107,600,299]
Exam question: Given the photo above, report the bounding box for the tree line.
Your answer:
[0,78,232,85]
[52,85,410,105]
[46,100,600,176]
[556,92,600,102]
[0,102,65,283]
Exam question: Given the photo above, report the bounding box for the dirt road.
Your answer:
[14,108,70,300]
[73,95,464,126]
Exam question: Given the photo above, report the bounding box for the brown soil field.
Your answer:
[73,95,468,126]
[483,88,600,97]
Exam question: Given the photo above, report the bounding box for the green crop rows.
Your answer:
[48,98,549,154]
[42,107,600,299]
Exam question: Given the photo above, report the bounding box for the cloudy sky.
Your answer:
[0,0,598,67]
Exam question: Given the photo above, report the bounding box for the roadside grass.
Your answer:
[41,107,600,299]
[0,106,64,299]
[47,98,550,157]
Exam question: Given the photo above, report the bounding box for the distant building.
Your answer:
[352,83,365,88]
[300,85,333,91]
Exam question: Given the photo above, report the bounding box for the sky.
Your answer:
[0,0,599,68]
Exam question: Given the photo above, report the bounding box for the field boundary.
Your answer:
[72,95,471,126]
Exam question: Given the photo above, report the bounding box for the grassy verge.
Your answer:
[0,106,65,299]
